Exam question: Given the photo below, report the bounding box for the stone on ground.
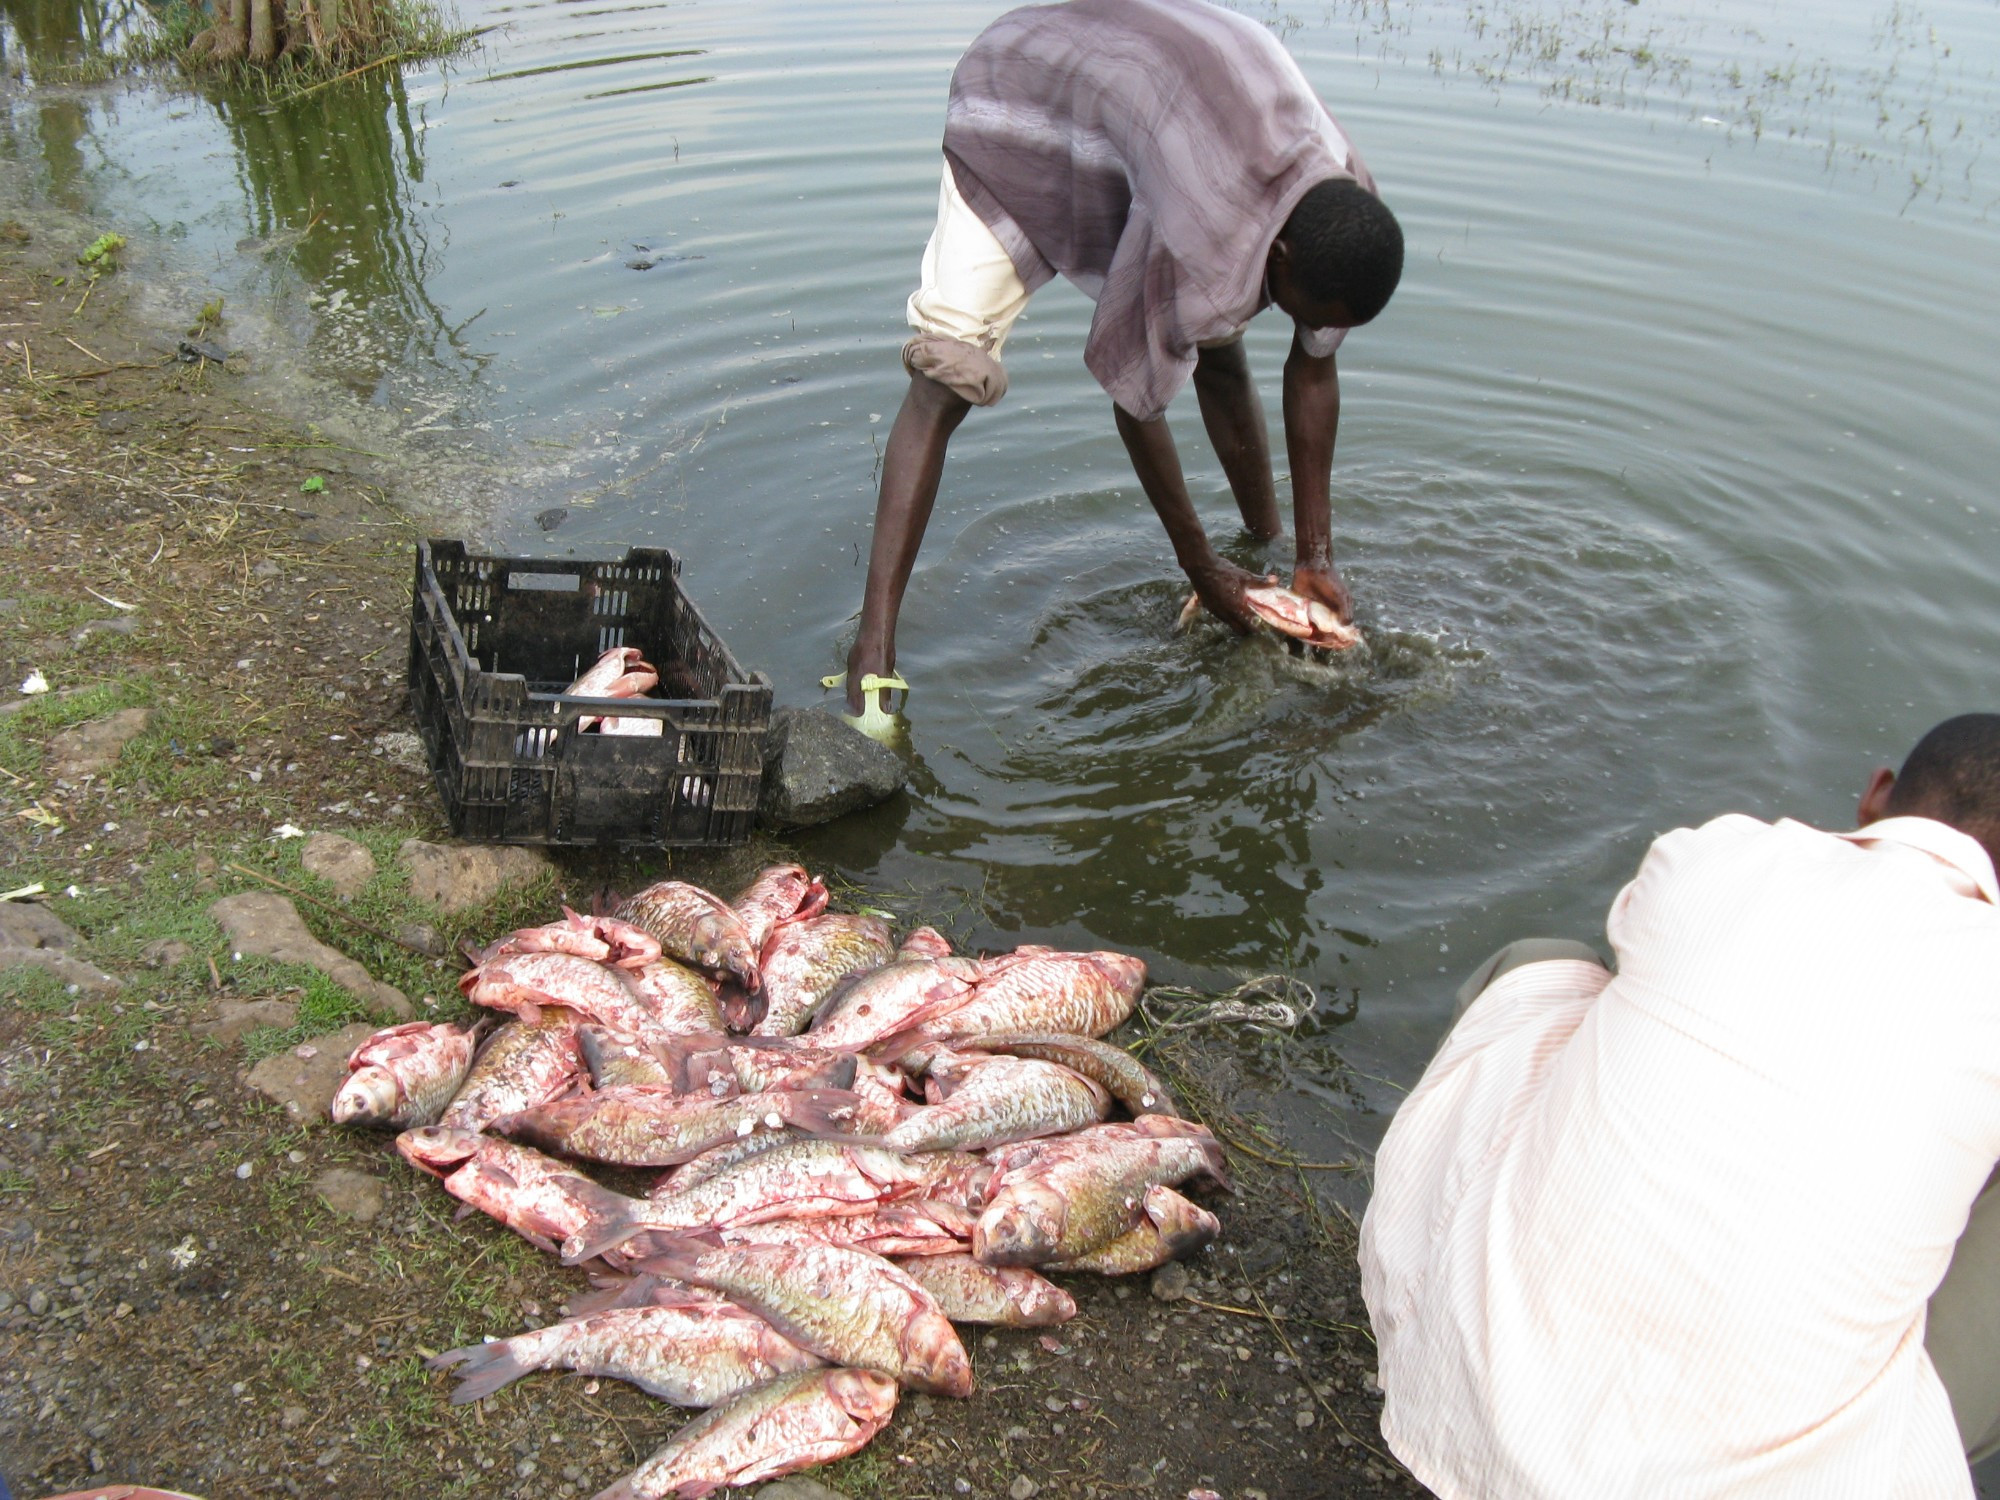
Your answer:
[301,831,376,899]
[755,1480,853,1500]
[46,705,152,781]
[209,892,410,1019]
[196,997,301,1044]
[758,706,905,828]
[242,1022,377,1123]
[0,901,121,996]
[399,838,551,915]
[314,1167,386,1223]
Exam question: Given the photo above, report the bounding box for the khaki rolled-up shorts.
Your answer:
[902,165,1032,408]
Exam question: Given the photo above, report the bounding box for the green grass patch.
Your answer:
[0,675,155,780]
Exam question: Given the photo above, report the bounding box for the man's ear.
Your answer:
[1857,766,1896,826]
[1267,236,1292,273]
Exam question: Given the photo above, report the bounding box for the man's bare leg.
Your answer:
[1190,337,1280,541]
[845,371,973,714]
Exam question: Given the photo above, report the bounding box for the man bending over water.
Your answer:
[1363,713,2000,1496]
[841,0,1404,728]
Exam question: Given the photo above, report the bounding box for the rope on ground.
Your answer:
[1139,973,1317,1036]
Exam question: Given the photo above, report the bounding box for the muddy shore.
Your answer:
[0,218,1415,1500]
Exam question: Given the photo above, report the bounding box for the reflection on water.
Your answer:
[211,69,476,395]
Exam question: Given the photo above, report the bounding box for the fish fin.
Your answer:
[558,1198,641,1266]
[778,1087,875,1138]
[434,1340,534,1405]
[452,1202,478,1222]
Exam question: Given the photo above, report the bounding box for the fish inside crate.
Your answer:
[409,541,773,848]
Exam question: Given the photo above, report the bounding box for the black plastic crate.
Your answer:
[408,540,773,848]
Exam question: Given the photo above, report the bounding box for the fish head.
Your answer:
[900,1317,975,1398]
[395,1125,483,1176]
[1011,1272,1079,1327]
[972,1185,1064,1267]
[827,1366,902,1426]
[1142,1184,1223,1257]
[896,926,954,960]
[329,1067,401,1126]
[1090,952,1149,998]
[691,911,761,992]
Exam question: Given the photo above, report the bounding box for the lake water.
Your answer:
[3,0,1997,1176]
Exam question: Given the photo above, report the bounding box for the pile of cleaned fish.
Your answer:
[330,865,1227,1499]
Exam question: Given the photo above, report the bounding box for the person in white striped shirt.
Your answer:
[1361,713,2000,1498]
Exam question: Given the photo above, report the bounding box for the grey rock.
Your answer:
[399,839,551,915]
[0,1290,11,1314]
[373,730,426,772]
[301,832,376,899]
[27,1288,49,1316]
[195,997,300,1044]
[139,937,194,969]
[755,1481,853,1500]
[279,1405,307,1430]
[1150,1261,1190,1302]
[46,706,152,780]
[72,614,138,644]
[209,892,409,1018]
[242,1023,376,1123]
[314,1168,385,1223]
[253,560,283,581]
[757,707,905,829]
[0,947,121,997]
[395,921,447,959]
[1009,1479,1040,1500]
[0,902,77,950]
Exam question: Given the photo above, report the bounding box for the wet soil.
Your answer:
[0,225,1416,1500]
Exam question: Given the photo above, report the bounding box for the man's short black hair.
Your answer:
[1282,178,1404,325]
[1887,713,2000,862]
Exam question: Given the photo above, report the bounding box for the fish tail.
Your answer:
[430,1338,535,1404]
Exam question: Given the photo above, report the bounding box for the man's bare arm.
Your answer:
[1281,330,1353,622]
[1113,402,1265,632]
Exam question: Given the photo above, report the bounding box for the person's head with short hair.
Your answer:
[1266,177,1404,332]
[1857,713,2000,874]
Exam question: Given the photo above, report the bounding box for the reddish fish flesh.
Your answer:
[565,1140,940,1262]
[569,646,661,731]
[715,1205,968,1260]
[613,881,761,992]
[395,1127,637,1258]
[631,959,727,1036]
[729,865,830,952]
[878,1056,1110,1154]
[330,1020,482,1129]
[891,948,1147,1046]
[632,1238,973,1397]
[461,951,684,1045]
[973,1118,1228,1267]
[589,1366,898,1500]
[893,1253,1076,1326]
[492,1085,868,1172]
[897,926,954,959]
[478,909,662,970]
[748,913,897,1035]
[1177,580,1364,650]
[438,1008,583,1133]
[428,1300,823,1407]
[957,1031,1179,1116]
[805,956,981,1050]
